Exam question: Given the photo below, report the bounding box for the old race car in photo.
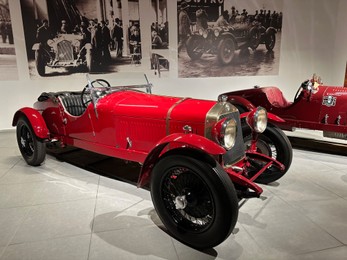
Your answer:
[33,33,93,76]
[219,75,347,142]
[13,75,290,249]
[186,17,276,65]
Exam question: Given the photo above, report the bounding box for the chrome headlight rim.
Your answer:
[213,118,237,150]
[247,107,268,133]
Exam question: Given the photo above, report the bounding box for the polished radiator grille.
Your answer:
[57,40,73,61]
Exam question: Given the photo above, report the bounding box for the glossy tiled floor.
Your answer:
[1,130,347,260]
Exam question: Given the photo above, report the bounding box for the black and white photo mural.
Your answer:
[177,0,283,78]
[0,0,17,80]
[20,0,146,78]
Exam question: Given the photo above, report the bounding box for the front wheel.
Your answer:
[16,116,46,166]
[217,37,236,65]
[151,155,238,249]
[35,49,46,76]
[243,123,292,184]
[186,35,204,60]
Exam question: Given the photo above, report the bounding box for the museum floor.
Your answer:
[0,130,347,260]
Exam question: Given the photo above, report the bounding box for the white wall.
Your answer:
[1,0,347,130]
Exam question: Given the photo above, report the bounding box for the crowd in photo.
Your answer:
[0,19,13,44]
[35,16,142,66]
[150,21,168,49]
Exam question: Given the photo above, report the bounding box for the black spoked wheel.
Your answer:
[151,155,238,249]
[186,35,204,60]
[217,37,236,65]
[265,34,276,51]
[243,123,292,184]
[16,116,46,166]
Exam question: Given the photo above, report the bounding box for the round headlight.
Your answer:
[198,29,204,36]
[202,30,208,38]
[247,107,268,133]
[47,39,54,47]
[213,118,237,150]
[214,29,220,37]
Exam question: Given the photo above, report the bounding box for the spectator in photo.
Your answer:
[152,30,163,49]
[0,19,6,43]
[196,8,208,30]
[216,10,229,27]
[129,26,141,54]
[100,20,111,64]
[36,19,52,46]
[178,2,191,52]
[59,20,70,34]
[111,18,123,56]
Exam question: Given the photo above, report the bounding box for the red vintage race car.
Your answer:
[219,75,347,142]
[12,75,290,249]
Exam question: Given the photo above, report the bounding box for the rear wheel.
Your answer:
[16,116,46,166]
[150,155,238,249]
[265,33,276,51]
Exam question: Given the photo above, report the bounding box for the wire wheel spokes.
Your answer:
[20,125,34,156]
[161,166,215,232]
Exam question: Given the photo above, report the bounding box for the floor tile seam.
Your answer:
[300,178,346,200]
[295,244,346,257]
[0,246,5,260]
[7,231,93,247]
[1,205,34,256]
[28,196,98,208]
[288,202,346,246]
[87,176,101,260]
[92,222,160,235]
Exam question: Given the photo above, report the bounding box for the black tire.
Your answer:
[186,35,204,60]
[265,33,276,51]
[249,30,260,50]
[217,37,236,65]
[243,123,292,184]
[35,50,45,76]
[150,155,238,249]
[16,116,46,166]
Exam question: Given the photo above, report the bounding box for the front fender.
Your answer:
[223,95,256,112]
[137,133,225,187]
[12,107,49,140]
[266,27,277,35]
[32,43,41,51]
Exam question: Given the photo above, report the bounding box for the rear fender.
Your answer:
[137,133,225,187]
[12,107,49,140]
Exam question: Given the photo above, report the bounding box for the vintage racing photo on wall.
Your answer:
[177,0,283,78]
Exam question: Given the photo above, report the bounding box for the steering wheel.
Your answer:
[81,79,111,108]
[294,80,311,101]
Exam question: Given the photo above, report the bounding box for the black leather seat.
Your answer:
[59,94,89,116]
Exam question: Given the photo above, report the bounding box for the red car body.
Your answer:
[220,78,347,140]
[13,78,286,249]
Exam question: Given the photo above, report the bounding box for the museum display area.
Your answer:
[1,0,347,259]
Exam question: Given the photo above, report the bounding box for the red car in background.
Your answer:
[219,75,347,142]
[13,75,290,249]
